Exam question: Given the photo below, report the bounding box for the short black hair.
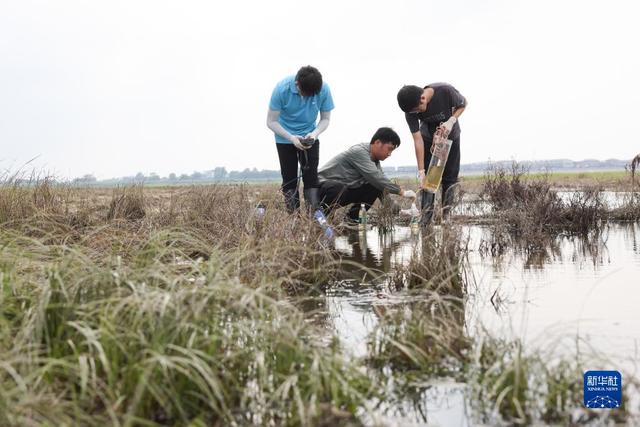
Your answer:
[370,127,401,147]
[397,85,423,112]
[295,65,323,96]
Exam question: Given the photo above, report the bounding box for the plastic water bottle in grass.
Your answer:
[255,202,266,219]
[358,203,367,232]
[314,210,334,239]
[410,207,420,233]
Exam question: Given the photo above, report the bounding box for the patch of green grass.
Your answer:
[0,230,372,425]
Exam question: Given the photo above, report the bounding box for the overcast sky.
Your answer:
[1,0,638,179]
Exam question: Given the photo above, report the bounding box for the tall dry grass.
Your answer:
[0,232,371,425]
[480,163,610,251]
[2,176,638,425]
[0,179,374,425]
[630,153,640,186]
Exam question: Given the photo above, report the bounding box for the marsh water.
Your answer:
[303,221,640,426]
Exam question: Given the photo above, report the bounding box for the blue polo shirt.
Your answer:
[268,75,335,144]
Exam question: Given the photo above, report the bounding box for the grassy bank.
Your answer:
[1,172,638,425]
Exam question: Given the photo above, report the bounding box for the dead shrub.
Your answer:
[609,192,640,221]
[615,154,640,220]
[562,186,606,233]
[106,185,146,220]
[480,163,606,250]
[0,183,33,223]
[32,177,60,211]
[375,190,396,233]
[0,174,69,224]
[482,163,563,237]
[390,225,467,296]
[181,184,251,225]
[630,153,640,186]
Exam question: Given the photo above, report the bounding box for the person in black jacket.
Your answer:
[397,83,467,224]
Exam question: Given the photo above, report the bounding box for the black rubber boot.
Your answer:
[442,183,457,221]
[420,190,436,227]
[283,189,300,214]
[303,188,320,214]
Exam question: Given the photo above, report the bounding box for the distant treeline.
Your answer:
[72,158,630,185]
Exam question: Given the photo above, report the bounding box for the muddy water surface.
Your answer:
[313,222,640,425]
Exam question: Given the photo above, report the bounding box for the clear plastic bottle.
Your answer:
[255,202,266,219]
[313,209,334,239]
[409,202,420,233]
[358,203,367,232]
[423,138,452,193]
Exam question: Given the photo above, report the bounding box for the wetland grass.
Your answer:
[0,180,371,425]
[2,176,638,425]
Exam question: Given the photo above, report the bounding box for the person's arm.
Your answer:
[412,131,426,172]
[440,105,467,135]
[266,109,305,149]
[399,188,415,198]
[405,113,425,172]
[266,109,292,141]
[305,111,331,139]
[452,105,465,119]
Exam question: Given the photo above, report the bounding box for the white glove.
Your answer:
[440,116,457,135]
[417,169,425,183]
[400,202,420,217]
[402,189,416,199]
[290,135,306,150]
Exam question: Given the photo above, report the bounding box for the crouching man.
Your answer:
[317,127,416,222]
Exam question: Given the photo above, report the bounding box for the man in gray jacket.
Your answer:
[318,127,416,221]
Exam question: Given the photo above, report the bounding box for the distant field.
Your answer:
[460,169,627,181]
[393,169,633,193]
[86,170,633,193]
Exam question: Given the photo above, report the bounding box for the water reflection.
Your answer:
[477,227,610,271]
[623,222,640,253]
[360,382,470,427]
[334,227,416,278]
[307,222,640,425]
[331,226,470,425]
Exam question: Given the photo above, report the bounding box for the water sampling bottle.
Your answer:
[358,203,367,232]
[423,136,452,193]
[313,210,334,239]
[408,202,420,233]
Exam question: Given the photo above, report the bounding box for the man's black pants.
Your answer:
[276,141,320,192]
[318,180,381,221]
[422,136,460,222]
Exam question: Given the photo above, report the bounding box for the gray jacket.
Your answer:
[318,143,401,194]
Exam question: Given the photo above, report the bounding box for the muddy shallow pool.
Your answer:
[303,222,640,425]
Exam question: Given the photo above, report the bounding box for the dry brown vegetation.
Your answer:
[630,153,640,186]
[479,163,619,251]
[1,173,638,425]
[0,178,375,425]
[0,179,341,291]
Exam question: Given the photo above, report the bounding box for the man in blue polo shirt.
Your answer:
[267,65,334,213]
